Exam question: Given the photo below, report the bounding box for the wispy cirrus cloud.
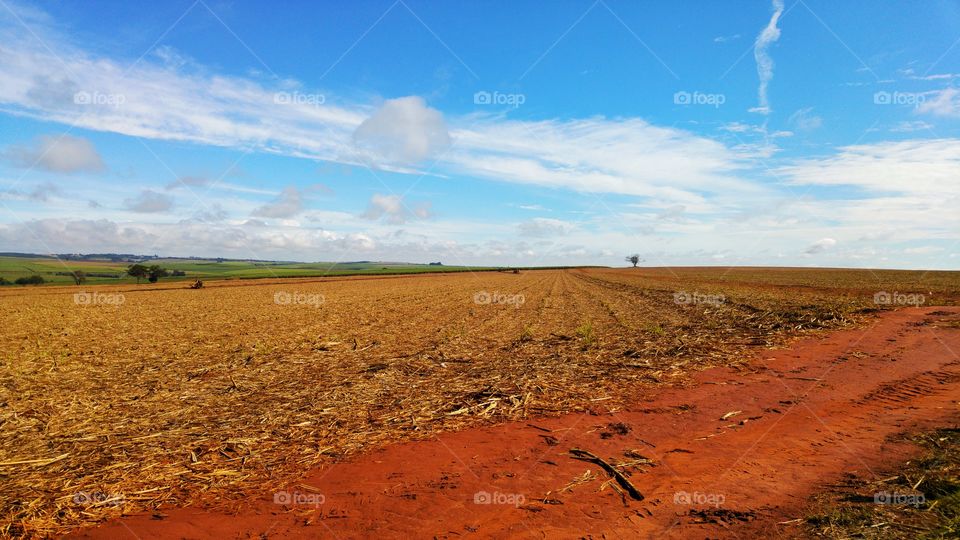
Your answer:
[788,107,823,131]
[750,0,785,115]
[0,7,754,208]
[779,138,960,195]
[917,88,960,118]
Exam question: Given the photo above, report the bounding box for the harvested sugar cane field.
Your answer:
[3,1,960,538]
[3,267,960,538]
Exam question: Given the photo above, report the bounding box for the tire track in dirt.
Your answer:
[72,307,960,540]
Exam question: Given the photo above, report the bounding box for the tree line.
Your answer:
[1,264,185,286]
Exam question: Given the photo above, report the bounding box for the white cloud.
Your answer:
[771,140,960,265]
[189,203,228,223]
[779,139,960,195]
[152,45,190,70]
[352,96,450,165]
[804,237,836,254]
[890,120,934,133]
[714,34,741,43]
[0,12,752,205]
[903,71,959,81]
[251,186,304,218]
[362,193,431,224]
[904,246,944,255]
[0,17,365,163]
[166,175,210,190]
[656,204,687,221]
[721,122,755,133]
[448,116,754,201]
[750,0,785,115]
[124,190,173,213]
[0,218,379,259]
[4,135,105,173]
[721,122,793,139]
[28,180,61,202]
[788,107,823,130]
[518,218,575,237]
[917,88,960,118]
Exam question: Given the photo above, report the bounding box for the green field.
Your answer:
[0,255,499,285]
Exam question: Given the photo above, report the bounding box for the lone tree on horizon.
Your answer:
[128,264,171,284]
[625,254,642,267]
[127,264,148,284]
[147,265,169,283]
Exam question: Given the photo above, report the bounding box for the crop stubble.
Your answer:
[1,267,958,537]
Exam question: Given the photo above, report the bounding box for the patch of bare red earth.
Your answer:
[70,307,960,539]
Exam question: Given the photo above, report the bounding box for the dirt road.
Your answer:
[70,307,960,539]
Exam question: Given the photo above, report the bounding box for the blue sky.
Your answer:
[0,0,958,268]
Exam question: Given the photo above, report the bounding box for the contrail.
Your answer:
[751,0,785,115]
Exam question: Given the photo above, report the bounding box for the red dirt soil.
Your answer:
[69,307,960,539]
